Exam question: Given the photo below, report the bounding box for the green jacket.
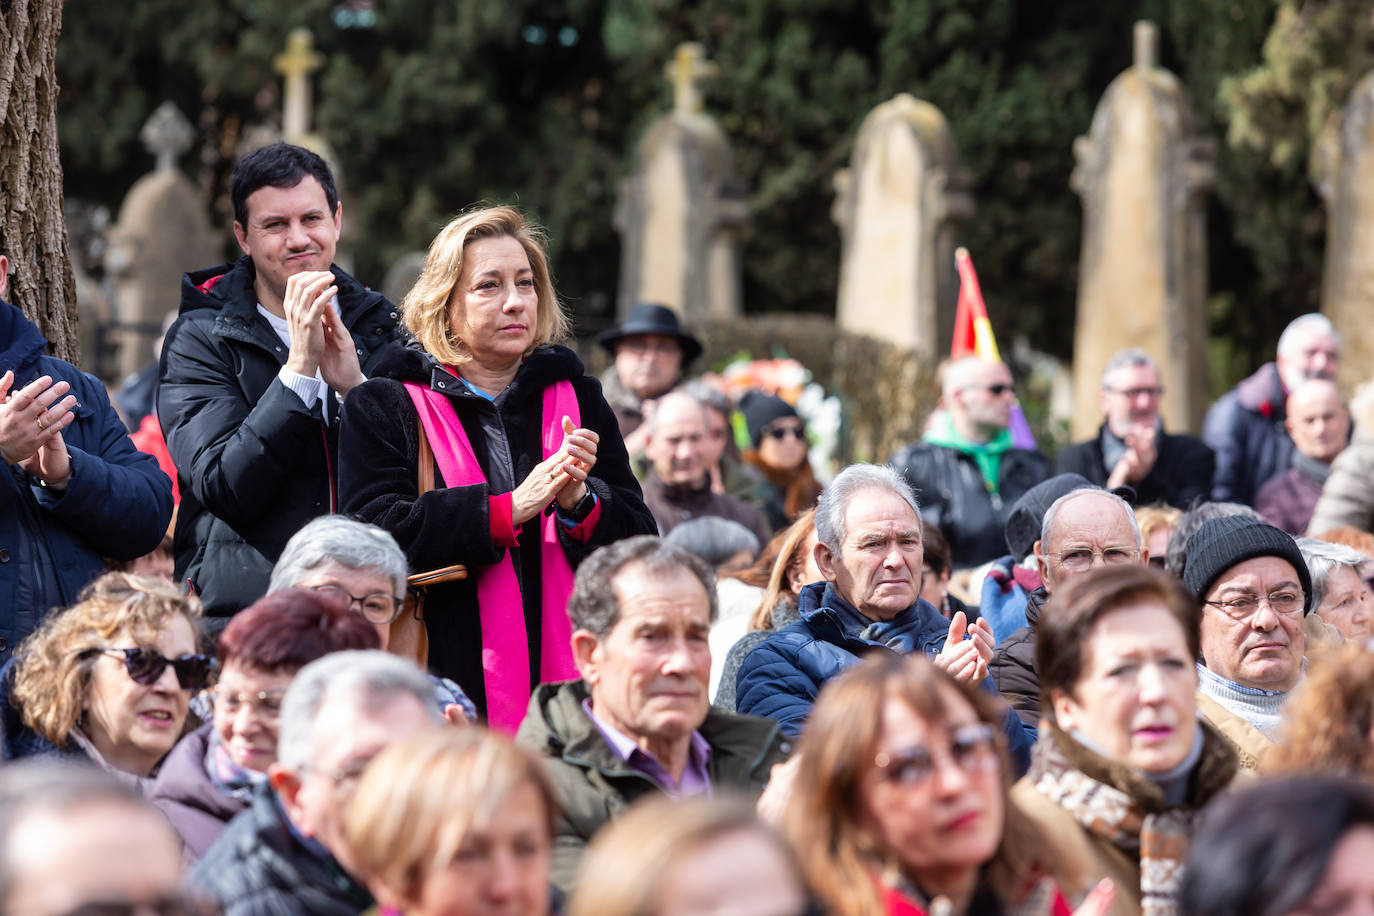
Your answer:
[516,679,792,894]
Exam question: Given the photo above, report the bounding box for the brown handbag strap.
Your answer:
[417,418,435,496]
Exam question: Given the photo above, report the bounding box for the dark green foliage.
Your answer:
[52,0,1371,388]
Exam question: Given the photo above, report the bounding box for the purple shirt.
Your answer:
[581,699,712,797]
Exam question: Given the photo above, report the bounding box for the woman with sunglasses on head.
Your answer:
[1013,565,1240,916]
[739,391,822,533]
[781,652,1109,916]
[149,588,379,860]
[0,572,209,784]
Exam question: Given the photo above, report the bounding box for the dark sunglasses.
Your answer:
[81,647,214,692]
[765,424,807,441]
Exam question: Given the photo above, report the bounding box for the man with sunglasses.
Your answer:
[1181,515,1314,769]
[891,356,1049,569]
[1056,349,1214,508]
[0,250,173,664]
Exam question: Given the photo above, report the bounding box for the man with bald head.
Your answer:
[991,486,1147,728]
[892,356,1049,568]
[1204,313,1341,505]
[640,391,767,543]
[1255,378,1349,534]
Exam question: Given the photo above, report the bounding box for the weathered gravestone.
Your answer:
[1318,70,1374,395]
[614,43,747,322]
[105,102,221,379]
[832,93,972,363]
[1070,22,1213,439]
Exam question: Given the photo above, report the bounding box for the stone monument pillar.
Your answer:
[832,94,973,361]
[614,43,747,322]
[105,102,221,379]
[1070,22,1214,439]
[1318,71,1374,394]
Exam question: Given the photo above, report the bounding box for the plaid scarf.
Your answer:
[1025,723,1236,916]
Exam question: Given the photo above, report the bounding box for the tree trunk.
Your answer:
[0,0,78,364]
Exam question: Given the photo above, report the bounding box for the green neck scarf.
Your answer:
[923,412,1013,494]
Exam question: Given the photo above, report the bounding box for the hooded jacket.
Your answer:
[1203,362,1294,505]
[189,784,372,916]
[157,257,401,616]
[337,343,656,718]
[150,722,247,862]
[515,679,790,894]
[734,581,953,737]
[0,298,172,654]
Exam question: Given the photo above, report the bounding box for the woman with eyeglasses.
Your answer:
[0,572,208,783]
[1014,565,1240,916]
[739,391,822,532]
[569,796,814,916]
[781,652,1104,916]
[149,588,379,860]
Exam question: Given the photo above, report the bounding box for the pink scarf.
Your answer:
[403,375,580,732]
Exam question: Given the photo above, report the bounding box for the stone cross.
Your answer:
[139,101,193,172]
[275,29,323,140]
[665,42,717,115]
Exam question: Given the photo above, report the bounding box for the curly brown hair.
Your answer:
[11,573,202,748]
[1267,644,1374,779]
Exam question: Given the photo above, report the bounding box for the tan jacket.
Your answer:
[1195,691,1274,771]
[1011,780,1142,916]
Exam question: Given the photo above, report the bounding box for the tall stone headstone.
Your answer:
[832,94,972,361]
[614,43,747,322]
[1070,22,1214,439]
[1318,71,1374,394]
[105,102,221,379]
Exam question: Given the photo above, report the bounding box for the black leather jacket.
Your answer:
[890,441,1050,568]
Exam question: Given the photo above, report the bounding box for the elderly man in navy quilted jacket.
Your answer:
[0,253,172,660]
[735,463,1032,772]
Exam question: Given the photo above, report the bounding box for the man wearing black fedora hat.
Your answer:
[596,303,703,461]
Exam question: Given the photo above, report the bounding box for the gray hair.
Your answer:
[1100,349,1158,387]
[1165,502,1262,578]
[0,761,157,905]
[681,379,732,417]
[270,516,409,599]
[567,536,718,635]
[815,464,920,554]
[1277,313,1340,359]
[1296,536,1371,611]
[664,518,760,570]
[275,650,441,773]
[1040,489,1141,553]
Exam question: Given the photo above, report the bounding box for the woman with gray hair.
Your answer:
[1296,536,1371,640]
[269,516,409,650]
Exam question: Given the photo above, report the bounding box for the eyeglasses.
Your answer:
[81,648,214,692]
[308,585,403,625]
[1104,386,1164,399]
[213,688,286,721]
[873,723,999,789]
[1204,590,1304,620]
[764,424,807,442]
[57,892,218,916]
[1053,546,1140,572]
